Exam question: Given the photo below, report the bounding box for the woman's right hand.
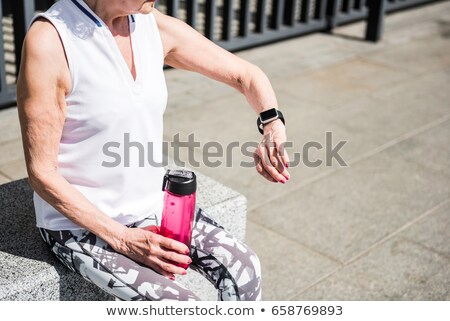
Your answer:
[113,227,192,280]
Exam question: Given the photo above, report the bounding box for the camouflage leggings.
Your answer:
[39,207,261,301]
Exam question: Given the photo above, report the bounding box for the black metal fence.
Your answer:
[0,0,439,109]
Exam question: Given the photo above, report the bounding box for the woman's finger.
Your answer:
[153,256,187,275]
[256,144,285,182]
[146,256,176,280]
[157,234,190,255]
[271,140,290,180]
[160,249,192,266]
[274,138,290,170]
[253,153,276,182]
[141,225,160,234]
[263,133,279,170]
[266,141,290,180]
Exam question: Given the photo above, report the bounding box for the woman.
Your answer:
[17,0,290,301]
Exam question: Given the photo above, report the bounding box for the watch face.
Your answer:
[260,108,278,122]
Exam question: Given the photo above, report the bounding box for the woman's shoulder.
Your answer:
[21,18,70,92]
[26,19,64,58]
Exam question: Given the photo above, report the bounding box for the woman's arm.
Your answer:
[153,9,290,183]
[17,20,190,279]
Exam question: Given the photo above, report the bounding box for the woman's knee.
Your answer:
[230,243,262,300]
[245,245,262,278]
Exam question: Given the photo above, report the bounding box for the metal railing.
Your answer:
[0,0,440,109]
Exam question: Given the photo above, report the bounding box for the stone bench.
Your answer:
[0,174,247,300]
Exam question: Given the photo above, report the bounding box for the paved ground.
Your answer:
[1,1,449,300]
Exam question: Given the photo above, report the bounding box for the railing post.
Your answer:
[222,0,233,40]
[238,0,251,37]
[315,0,328,21]
[186,0,198,28]
[325,0,339,32]
[255,0,267,33]
[11,0,35,72]
[365,0,386,42]
[271,0,285,30]
[166,0,179,18]
[284,0,296,26]
[0,0,8,98]
[205,0,217,41]
[301,0,311,23]
[35,0,54,11]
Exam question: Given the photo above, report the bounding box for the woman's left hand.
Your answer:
[253,119,290,183]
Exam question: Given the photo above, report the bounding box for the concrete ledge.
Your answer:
[0,173,247,301]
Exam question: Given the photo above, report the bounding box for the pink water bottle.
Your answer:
[160,169,197,269]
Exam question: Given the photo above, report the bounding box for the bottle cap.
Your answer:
[162,169,197,196]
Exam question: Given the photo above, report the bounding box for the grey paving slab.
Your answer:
[0,173,10,184]
[385,116,450,177]
[280,57,411,109]
[383,1,450,37]
[383,19,445,47]
[0,139,24,167]
[369,68,450,112]
[0,158,27,180]
[0,107,21,145]
[163,92,255,143]
[332,18,371,40]
[365,36,450,76]
[263,50,358,86]
[328,34,387,56]
[235,33,345,63]
[333,1,449,46]
[164,68,237,114]
[237,35,358,82]
[400,202,450,258]
[294,203,450,300]
[332,20,442,57]
[250,120,450,263]
[245,221,340,300]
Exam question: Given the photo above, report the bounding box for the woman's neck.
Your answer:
[83,0,128,33]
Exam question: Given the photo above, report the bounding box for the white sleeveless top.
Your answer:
[32,0,168,230]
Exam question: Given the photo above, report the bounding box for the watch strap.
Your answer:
[257,109,285,134]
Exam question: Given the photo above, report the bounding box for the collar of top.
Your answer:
[70,0,135,27]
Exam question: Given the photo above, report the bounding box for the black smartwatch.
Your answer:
[257,108,285,134]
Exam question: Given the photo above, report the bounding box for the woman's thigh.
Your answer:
[39,225,201,301]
